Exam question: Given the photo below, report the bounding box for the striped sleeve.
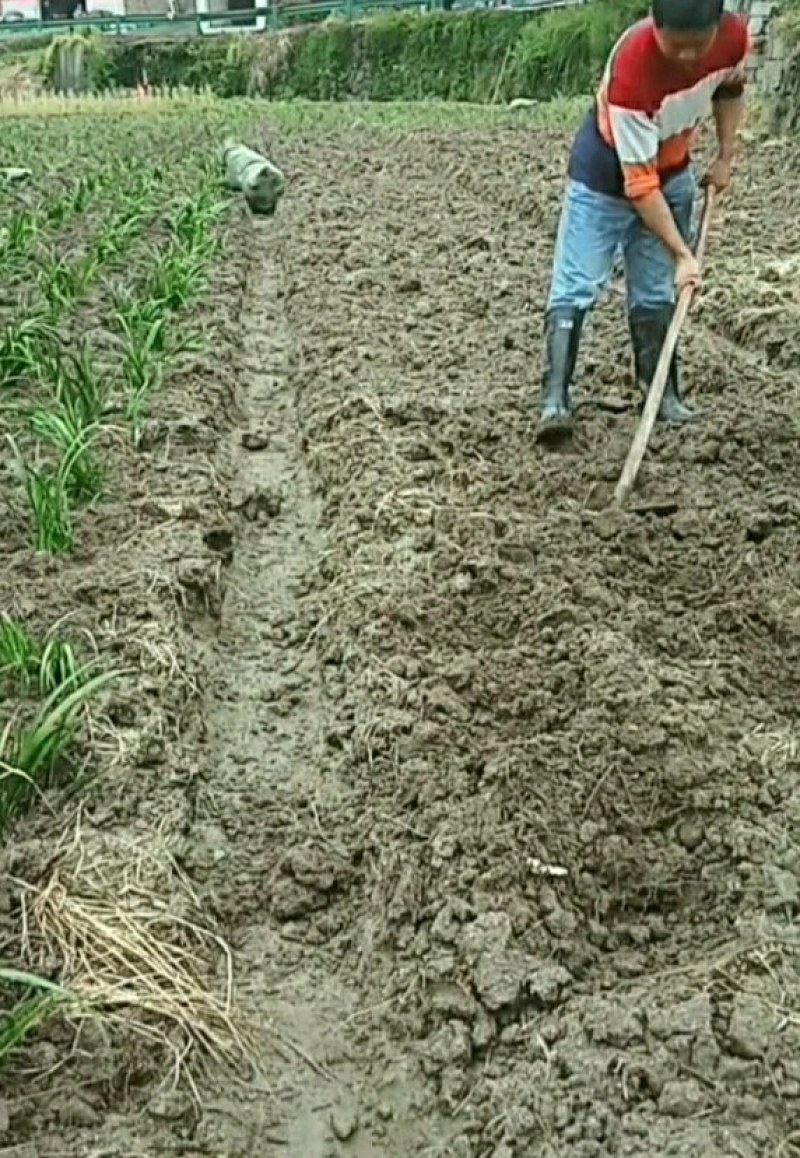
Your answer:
[607,105,660,200]
[604,33,661,201]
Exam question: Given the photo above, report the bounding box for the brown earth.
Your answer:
[3,123,800,1158]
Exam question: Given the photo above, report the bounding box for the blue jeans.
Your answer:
[547,169,696,313]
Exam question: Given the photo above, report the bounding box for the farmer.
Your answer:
[538,0,749,436]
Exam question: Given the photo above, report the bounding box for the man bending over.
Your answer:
[538,0,748,438]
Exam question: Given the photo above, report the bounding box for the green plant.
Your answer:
[0,664,118,835]
[0,614,87,697]
[8,431,100,553]
[0,967,75,1068]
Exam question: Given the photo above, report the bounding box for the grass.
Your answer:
[0,966,76,1069]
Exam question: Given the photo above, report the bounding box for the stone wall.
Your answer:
[742,0,785,90]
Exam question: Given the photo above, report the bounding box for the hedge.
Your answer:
[44,0,650,102]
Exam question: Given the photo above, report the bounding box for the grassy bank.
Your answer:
[44,0,649,102]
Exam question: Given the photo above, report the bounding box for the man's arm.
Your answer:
[631,191,693,260]
[713,92,745,161]
[711,17,749,170]
[607,104,692,261]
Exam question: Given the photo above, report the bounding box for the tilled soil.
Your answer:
[5,123,800,1158]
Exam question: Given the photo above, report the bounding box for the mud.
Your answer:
[4,125,800,1158]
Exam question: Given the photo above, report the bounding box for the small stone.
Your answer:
[438,1065,468,1109]
[55,1096,100,1127]
[331,1104,359,1141]
[543,905,577,938]
[528,963,573,1009]
[429,981,477,1021]
[583,999,643,1048]
[461,911,513,960]
[471,1007,496,1051]
[474,950,527,1012]
[764,865,799,910]
[425,1021,472,1067]
[727,993,771,1059]
[0,1100,8,1134]
[147,1090,193,1121]
[657,1078,706,1118]
[737,1094,764,1119]
[650,993,711,1039]
[676,819,704,851]
[450,572,473,595]
[490,1145,514,1158]
[241,429,270,450]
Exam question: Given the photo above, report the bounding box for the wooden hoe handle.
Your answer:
[612,186,716,509]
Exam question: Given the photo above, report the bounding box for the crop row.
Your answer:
[1,110,236,1067]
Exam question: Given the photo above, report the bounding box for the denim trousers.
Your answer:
[546,168,696,313]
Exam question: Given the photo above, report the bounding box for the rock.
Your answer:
[330,1103,359,1141]
[461,911,512,960]
[241,429,270,450]
[55,1096,101,1127]
[461,911,527,1011]
[583,999,643,1048]
[649,993,712,1039]
[543,905,578,938]
[428,980,477,1021]
[475,949,528,1012]
[471,1007,496,1051]
[0,1101,8,1135]
[764,865,799,910]
[676,818,704,851]
[425,1021,472,1068]
[490,1145,515,1158]
[147,1090,193,1121]
[727,993,771,1059]
[528,963,573,1009]
[657,1078,706,1118]
[736,1093,765,1119]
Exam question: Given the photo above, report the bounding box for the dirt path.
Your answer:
[193,227,445,1157]
[196,231,353,1154]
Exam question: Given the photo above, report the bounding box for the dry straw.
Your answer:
[13,807,255,1096]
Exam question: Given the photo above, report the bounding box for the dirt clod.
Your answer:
[727,993,772,1059]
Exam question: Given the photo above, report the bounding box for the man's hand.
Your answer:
[675,251,702,292]
[703,155,733,195]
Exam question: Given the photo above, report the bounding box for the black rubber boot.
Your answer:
[537,306,586,438]
[628,303,693,424]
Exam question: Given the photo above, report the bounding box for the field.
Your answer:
[1,94,800,1158]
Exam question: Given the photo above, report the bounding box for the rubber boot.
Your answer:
[628,304,693,424]
[537,306,586,440]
